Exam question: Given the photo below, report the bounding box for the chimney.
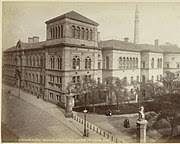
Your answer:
[33,36,39,43]
[28,37,33,43]
[124,37,129,42]
[154,39,159,48]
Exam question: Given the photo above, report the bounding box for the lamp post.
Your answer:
[83,109,88,137]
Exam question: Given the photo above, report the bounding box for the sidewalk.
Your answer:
[3,85,110,142]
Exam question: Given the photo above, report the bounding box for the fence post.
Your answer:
[115,138,118,143]
[107,133,109,139]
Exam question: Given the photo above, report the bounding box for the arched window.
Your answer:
[50,28,53,39]
[72,25,76,38]
[72,58,76,69]
[88,58,91,69]
[123,57,125,69]
[77,26,80,39]
[52,27,55,39]
[129,57,132,69]
[57,57,62,69]
[30,56,32,66]
[160,58,162,68]
[157,58,159,68]
[50,56,55,69]
[136,58,138,68]
[85,58,88,69]
[33,56,36,66]
[90,29,93,40]
[72,56,80,70]
[61,25,63,38]
[26,56,29,66]
[55,26,58,39]
[151,58,154,68]
[106,56,109,69]
[133,57,135,69]
[40,56,43,67]
[32,74,35,82]
[81,28,85,39]
[127,57,129,69]
[86,29,89,40]
[77,58,80,69]
[119,57,122,69]
[57,25,60,38]
[37,56,39,66]
[36,74,38,82]
[85,56,91,69]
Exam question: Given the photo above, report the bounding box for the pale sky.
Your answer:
[2,2,180,49]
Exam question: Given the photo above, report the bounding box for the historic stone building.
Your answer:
[3,10,180,106]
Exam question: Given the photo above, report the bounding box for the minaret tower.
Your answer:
[134,5,139,44]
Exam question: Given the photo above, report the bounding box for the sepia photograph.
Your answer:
[1,1,180,143]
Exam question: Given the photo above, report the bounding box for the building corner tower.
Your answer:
[134,5,139,44]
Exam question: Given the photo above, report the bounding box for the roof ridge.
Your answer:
[45,10,99,26]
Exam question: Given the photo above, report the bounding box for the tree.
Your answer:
[163,71,176,93]
[66,77,98,107]
[105,77,127,110]
[154,93,180,136]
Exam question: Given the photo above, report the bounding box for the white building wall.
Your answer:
[141,52,163,82]
[163,53,180,73]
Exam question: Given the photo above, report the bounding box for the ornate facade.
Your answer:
[3,10,180,106]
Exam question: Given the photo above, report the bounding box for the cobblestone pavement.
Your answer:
[2,85,109,143]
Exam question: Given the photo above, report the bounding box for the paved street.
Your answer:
[2,85,109,142]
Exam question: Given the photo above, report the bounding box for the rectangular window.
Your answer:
[56,95,59,101]
[77,76,80,83]
[131,76,133,84]
[88,75,91,80]
[36,74,38,82]
[72,76,76,83]
[142,61,145,68]
[97,77,100,84]
[50,92,53,99]
[136,76,139,82]
[177,63,180,68]
[151,76,154,82]
[57,76,62,83]
[106,56,109,69]
[98,62,101,69]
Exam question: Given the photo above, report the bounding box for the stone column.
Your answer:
[136,120,148,143]
[65,93,74,118]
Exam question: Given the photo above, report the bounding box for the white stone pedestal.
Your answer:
[136,120,148,143]
[65,94,74,118]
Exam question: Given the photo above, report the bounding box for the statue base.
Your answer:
[65,112,73,118]
[136,119,148,143]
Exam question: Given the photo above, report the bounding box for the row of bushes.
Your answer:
[73,101,159,115]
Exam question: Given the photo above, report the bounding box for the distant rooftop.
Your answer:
[99,40,180,53]
[45,10,99,26]
[99,40,140,52]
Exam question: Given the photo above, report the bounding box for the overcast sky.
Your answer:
[2,2,180,49]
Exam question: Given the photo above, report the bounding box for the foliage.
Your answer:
[154,93,180,136]
[66,77,102,106]
[104,77,129,110]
